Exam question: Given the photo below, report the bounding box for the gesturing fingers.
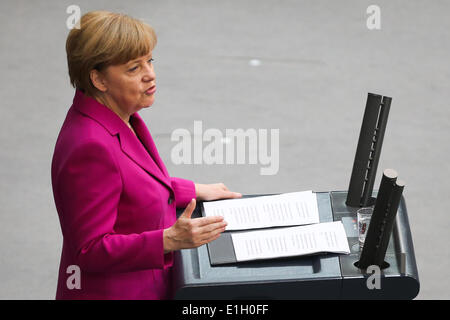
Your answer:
[180,198,196,219]
[199,219,228,234]
[197,225,227,245]
[194,215,224,227]
[185,217,227,246]
[198,232,223,247]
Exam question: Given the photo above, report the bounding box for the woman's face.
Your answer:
[97,52,156,118]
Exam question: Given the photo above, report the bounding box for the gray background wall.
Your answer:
[0,0,448,299]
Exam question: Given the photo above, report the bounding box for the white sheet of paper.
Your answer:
[203,191,320,231]
[231,221,350,262]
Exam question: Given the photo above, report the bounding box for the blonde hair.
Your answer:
[66,11,157,97]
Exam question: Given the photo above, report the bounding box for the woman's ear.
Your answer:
[90,69,108,92]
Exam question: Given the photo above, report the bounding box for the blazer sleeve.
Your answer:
[169,177,196,208]
[54,140,170,273]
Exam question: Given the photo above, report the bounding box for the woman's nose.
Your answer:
[142,63,155,82]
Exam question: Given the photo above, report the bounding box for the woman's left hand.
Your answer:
[195,183,242,201]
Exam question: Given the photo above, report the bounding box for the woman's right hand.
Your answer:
[163,199,227,253]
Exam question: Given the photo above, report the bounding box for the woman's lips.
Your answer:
[145,85,156,95]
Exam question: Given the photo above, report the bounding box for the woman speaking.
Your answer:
[51,11,241,299]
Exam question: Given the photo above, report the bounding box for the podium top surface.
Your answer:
[173,191,419,299]
[175,193,340,284]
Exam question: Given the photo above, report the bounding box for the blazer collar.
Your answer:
[72,90,172,191]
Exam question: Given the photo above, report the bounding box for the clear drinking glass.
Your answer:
[357,207,374,249]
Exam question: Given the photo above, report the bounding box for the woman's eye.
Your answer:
[128,59,153,72]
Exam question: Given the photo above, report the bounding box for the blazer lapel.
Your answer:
[130,113,170,178]
[118,126,173,191]
[72,90,173,192]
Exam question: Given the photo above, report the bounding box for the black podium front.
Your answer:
[172,191,420,300]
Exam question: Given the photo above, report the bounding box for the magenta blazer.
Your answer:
[51,90,196,299]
